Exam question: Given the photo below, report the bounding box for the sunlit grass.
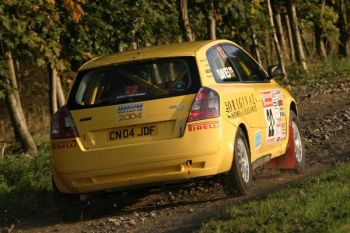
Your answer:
[199,163,350,233]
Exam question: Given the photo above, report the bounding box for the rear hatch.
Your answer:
[67,57,200,149]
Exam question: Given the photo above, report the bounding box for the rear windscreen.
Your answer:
[68,57,200,109]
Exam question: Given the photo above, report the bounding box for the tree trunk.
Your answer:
[251,32,262,65]
[299,26,310,56]
[56,75,65,108]
[337,0,349,57]
[178,0,194,41]
[49,66,58,116]
[7,53,24,117]
[284,13,296,63]
[265,32,273,65]
[274,8,288,60]
[266,0,287,77]
[118,41,124,52]
[4,51,37,154]
[288,0,307,71]
[131,42,137,50]
[314,0,327,59]
[314,25,327,59]
[207,0,216,40]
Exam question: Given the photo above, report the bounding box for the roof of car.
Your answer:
[79,40,232,71]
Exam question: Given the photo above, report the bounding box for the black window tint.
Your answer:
[206,46,239,83]
[221,44,268,82]
[68,58,200,109]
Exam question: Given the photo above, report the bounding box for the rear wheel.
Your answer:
[223,127,252,196]
[52,178,83,222]
[291,111,305,172]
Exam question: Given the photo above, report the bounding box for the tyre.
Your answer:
[223,127,252,196]
[290,111,305,173]
[52,178,83,222]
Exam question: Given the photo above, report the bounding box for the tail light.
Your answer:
[187,87,220,122]
[51,106,78,139]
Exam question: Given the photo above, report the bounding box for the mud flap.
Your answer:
[268,124,296,169]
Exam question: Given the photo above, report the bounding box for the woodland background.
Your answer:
[0,0,349,154]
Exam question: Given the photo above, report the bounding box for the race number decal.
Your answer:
[261,89,287,144]
[266,108,275,137]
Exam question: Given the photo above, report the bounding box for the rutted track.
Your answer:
[11,80,350,233]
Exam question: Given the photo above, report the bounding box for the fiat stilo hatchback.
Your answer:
[51,39,305,212]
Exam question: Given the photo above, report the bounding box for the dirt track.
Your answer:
[8,80,350,233]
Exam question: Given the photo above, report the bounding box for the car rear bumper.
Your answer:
[52,150,227,193]
[51,121,235,193]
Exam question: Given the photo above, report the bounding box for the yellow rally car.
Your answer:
[51,39,305,209]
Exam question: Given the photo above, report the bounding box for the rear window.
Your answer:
[68,57,200,109]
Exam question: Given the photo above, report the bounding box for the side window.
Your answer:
[206,46,239,83]
[221,44,268,82]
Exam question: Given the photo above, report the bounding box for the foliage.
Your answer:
[199,163,350,233]
[0,0,349,151]
[286,56,350,86]
[297,0,339,41]
[0,141,52,223]
[0,60,10,99]
[0,0,347,76]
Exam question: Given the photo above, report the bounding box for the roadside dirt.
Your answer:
[5,80,350,233]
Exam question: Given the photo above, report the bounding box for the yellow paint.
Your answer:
[52,40,297,193]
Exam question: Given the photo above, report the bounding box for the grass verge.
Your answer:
[0,139,52,224]
[275,57,350,94]
[198,163,350,233]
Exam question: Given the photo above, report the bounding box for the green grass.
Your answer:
[0,139,53,224]
[198,163,350,233]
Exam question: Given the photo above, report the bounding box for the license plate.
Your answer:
[109,125,156,141]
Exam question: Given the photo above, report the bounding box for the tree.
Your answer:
[335,0,349,57]
[0,0,84,152]
[287,0,307,71]
[267,0,287,77]
[284,12,296,62]
[0,2,39,154]
[178,0,195,41]
[0,50,38,154]
[314,0,327,59]
[207,0,217,40]
[274,5,288,60]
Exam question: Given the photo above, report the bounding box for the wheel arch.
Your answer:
[238,123,251,153]
[290,101,298,116]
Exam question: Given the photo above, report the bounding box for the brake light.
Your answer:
[51,106,78,139]
[187,87,220,122]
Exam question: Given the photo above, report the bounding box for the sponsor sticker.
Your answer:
[125,85,139,95]
[260,89,286,144]
[216,67,235,80]
[52,140,77,150]
[187,121,219,132]
[117,103,143,113]
[224,94,257,119]
[254,130,262,150]
[169,104,185,110]
[117,103,144,121]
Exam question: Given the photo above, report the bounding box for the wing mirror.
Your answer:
[267,65,282,80]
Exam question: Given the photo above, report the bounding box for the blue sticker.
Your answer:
[254,130,262,150]
[117,103,143,113]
